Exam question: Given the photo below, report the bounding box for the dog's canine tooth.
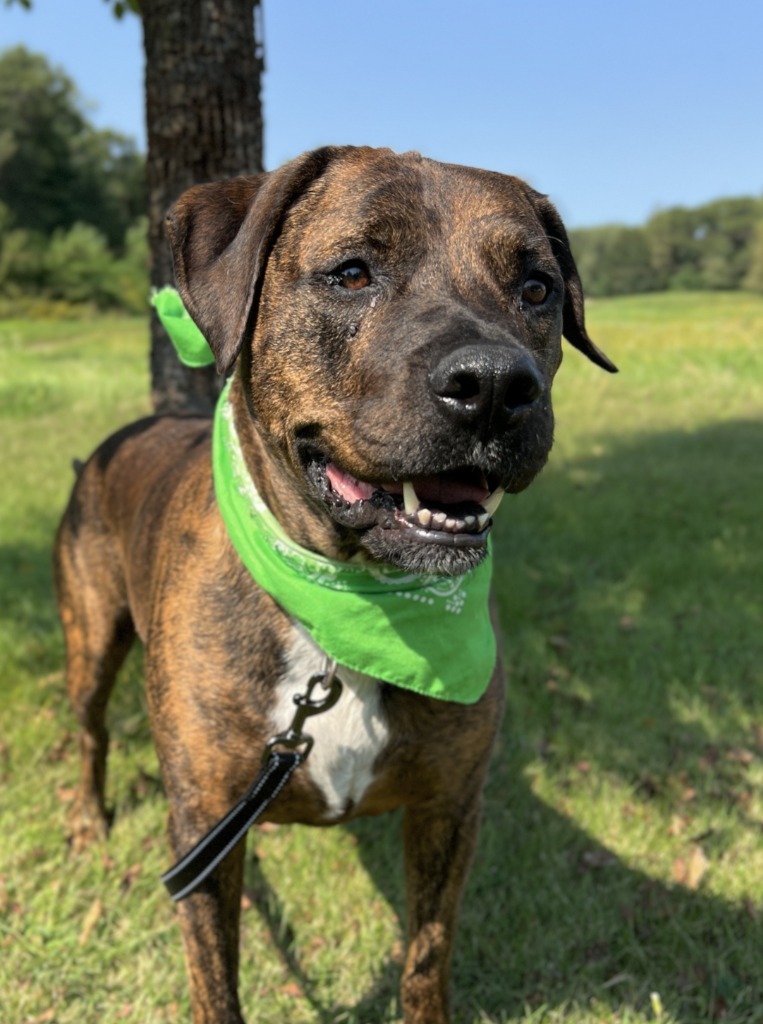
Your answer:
[482,487,506,517]
[403,481,420,516]
[416,508,432,528]
[477,512,490,530]
[432,512,447,530]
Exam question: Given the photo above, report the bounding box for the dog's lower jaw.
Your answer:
[359,523,488,576]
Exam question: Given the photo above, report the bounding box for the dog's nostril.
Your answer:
[503,369,543,412]
[440,370,482,403]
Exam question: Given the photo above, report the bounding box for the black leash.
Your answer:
[161,660,342,901]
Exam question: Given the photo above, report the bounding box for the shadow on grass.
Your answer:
[243,850,403,1023]
[0,540,61,672]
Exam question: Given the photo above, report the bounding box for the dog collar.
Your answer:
[155,287,497,703]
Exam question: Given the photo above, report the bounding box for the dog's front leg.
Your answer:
[168,812,247,1024]
[400,798,483,1024]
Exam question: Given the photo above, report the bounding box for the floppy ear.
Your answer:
[165,147,347,376]
[528,191,618,373]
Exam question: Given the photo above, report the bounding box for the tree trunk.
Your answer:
[141,0,264,414]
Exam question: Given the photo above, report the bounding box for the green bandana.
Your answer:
[154,288,497,703]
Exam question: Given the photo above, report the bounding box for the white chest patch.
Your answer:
[273,625,390,821]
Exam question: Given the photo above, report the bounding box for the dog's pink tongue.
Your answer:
[326,463,375,503]
[327,463,490,507]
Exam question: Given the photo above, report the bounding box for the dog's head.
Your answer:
[166,146,615,576]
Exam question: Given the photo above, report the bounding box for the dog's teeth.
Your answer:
[403,481,420,516]
[482,487,506,517]
[464,515,477,529]
[445,517,458,532]
[477,512,490,531]
[432,512,447,530]
[416,508,432,527]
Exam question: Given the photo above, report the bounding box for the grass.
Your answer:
[1,292,761,1024]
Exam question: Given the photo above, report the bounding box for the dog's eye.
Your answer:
[333,261,372,290]
[522,278,549,305]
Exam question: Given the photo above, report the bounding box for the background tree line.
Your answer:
[0,45,147,313]
[569,197,763,297]
[2,43,763,319]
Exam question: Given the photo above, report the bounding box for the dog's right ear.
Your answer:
[165,147,346,376]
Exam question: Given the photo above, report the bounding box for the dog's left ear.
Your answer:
[165,147,347,375]
[528,190,618,373]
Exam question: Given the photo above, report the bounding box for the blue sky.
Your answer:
[3,0,762,228]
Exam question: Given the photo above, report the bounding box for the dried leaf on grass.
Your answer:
[726,747,754,765]
[548,633,571,651]
[580,848,618,870]
[672,845,710,890]
[24,1011,56,1024]
[78,896,104,946]
[668,813,689,836]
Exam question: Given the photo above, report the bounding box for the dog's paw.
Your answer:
[67,793,111,852]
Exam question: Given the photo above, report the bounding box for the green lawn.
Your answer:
[1,293,761,1024]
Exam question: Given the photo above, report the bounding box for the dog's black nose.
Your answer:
[429,345,544,426]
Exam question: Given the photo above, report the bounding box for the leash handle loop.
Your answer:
[161,750,302,901]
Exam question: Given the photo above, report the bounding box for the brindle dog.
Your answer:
[54,146,615,1024]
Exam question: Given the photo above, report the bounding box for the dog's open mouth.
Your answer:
[307,457,505,549]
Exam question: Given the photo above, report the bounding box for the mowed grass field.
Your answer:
[0,292,761,1024]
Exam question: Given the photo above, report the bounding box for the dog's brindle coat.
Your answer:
[54,147,614,1024]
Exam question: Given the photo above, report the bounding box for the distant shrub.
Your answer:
[0,225,48,296]
[44,222,116,305]
[570,225,662,297]
[0,216,149,314]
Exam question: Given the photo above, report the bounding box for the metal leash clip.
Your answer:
[262,659,342,764]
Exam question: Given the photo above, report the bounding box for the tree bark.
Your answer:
[141,0,264,414]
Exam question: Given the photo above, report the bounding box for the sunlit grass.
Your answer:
[1,293,761,1023]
